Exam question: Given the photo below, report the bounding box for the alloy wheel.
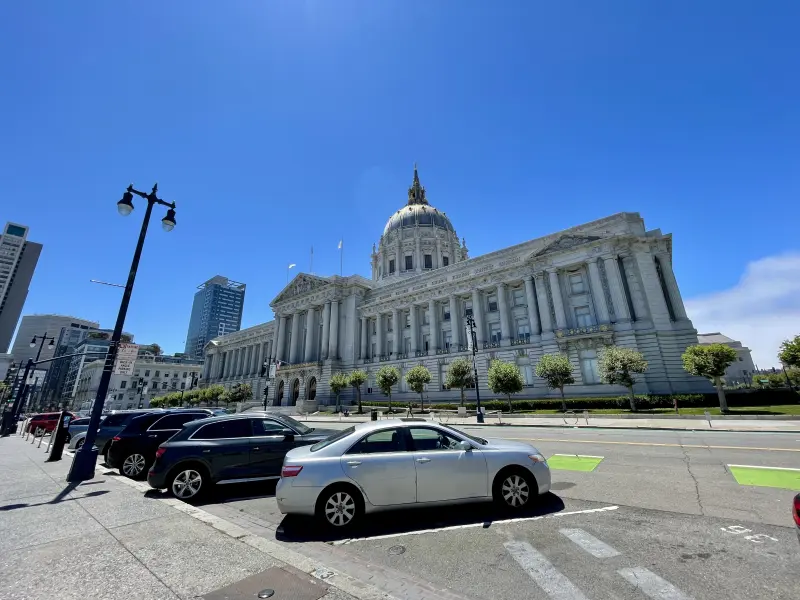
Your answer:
[324,491,356,527]
[172,469,203,499]
[501,474,530,507]
[122,454,146,477]
[75,438,84,449]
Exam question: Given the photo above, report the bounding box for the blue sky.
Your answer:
[1,1,799,366]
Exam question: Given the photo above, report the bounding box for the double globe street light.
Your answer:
[67,184,177,482]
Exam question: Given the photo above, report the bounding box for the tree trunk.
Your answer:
[420,392,425,412]
[628,387,636,412]
[335,392,340,414]
[715,376,729,413]
[507,394,513,413]
[388,393,392,413]
[559,387,567,412]
[356,386,363,414]
[460,387,465,406]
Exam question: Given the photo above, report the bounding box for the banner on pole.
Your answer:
[113,343,140,375]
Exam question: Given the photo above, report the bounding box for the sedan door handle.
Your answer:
[202,449,211,453]
[346,460,362,466]
[252,447,260,451]
[148,434,157,438]
[416,458,431,463]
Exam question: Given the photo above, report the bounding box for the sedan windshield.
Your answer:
[311,426,355,451]
[440,424,487,446]
[278,415,312,435]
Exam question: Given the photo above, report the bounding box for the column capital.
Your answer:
[524,274,534,282]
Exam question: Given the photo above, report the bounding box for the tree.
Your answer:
[487,360,524,413]
[147,343,163,356]
[445,357,474,406]
[598,346,648,411]
[682,343,737,412]
[183,390,201,407]
[329,373,349,413]
[375,365,400,413]
[405,365,432,411]
[148,396,165,408]
[167,393,182,408]
[202,384,226,407]
[227,383,253,407]
[778,335,800,369]
[535,354,575,411]
[348,370,367,414]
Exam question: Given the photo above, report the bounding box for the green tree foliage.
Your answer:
[167,393,183,408]
[329,373,349,413]
[148,396,166,408]
[598,346,648,411]
[752,368,800,389]
[227,383,253,407]
[487,360,524,413]
[535,354,575,411]
[778,335,800,369]
[376,365,400,413]
[348,370,367,414]
[682,343,738,412]
[202,384,226,407]
[405,365,432,411]
[445,357,474,406]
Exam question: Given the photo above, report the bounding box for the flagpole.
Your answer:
[310,245,313,274]
[340,237,343,276]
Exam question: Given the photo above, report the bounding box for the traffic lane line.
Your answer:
[559,527,620,558]
[504,437,800,453]
[504,540,590,600]
[618,567,695,600]
[330,505,620,545]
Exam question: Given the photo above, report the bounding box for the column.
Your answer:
[360,316,368,359]
[275,316,287,361]
[304,309,316,362]
[449,295,461,349]
[410,305,419,354]
[656,253,688,319]
[242,346,250,376]
[603,256,631,321]
[472,289,485,344]
[428,299,438,355]
[436,238,442,268]
[534,273,553,333]
[220,352,228,378]
[256,343,264,375]
[376,313,384,358]
[395,242,401,275]
[415,236,422,273]
[328,300,339,359]
[289,314,301,363]
[497,283,511,344]
[634,249,673,328]
[391,308,400,356]
[204,354,213,381]
[237,348,245,376]
[524,276,541,335]
[548,269,568,330]
[587,258,610,323]
[320,302,331,360]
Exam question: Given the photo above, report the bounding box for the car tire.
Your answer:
[75,438,85,450]
[120,453,148,479]
[167,464,208,501]
[35,427,44,437]
[493,467,536,511]
[316,484,363,530]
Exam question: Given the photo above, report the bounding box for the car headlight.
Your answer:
[529,453,546,464]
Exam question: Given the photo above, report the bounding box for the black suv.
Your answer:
[96,410,161,462]
[147,412,338,500]
[107,408,226,478]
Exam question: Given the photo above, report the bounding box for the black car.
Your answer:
[96,410,161,461]
[147,412,338,499]
[107,408,226,478]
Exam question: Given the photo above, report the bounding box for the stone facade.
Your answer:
[203,169,709,411]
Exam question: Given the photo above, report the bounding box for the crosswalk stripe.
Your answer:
[618,567,694,600]
[559,528,620,558]
[504,541,590,600]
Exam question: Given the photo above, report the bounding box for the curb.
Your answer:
[107,469,396,600]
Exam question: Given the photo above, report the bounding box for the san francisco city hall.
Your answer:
[201,168,708,410]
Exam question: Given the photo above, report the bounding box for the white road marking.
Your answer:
[559,527,620,558]
[331,505,619,545]
[727,464,800,471]
[552,454,604,459]
[504,540,590,600]
[618,567,694,600]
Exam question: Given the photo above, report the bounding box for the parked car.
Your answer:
[107,408,226,478]
[65,417,94,444]
[95,410,162,462]
[147,412,339,499]
[26,412,77,435]
[793,493,800,544]
[275,419,551,529]
[68,430,88,451]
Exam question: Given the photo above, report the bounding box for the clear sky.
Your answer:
[2,1,798,367]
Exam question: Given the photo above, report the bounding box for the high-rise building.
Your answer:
[184,276,245,358]
[10,314,99,370]
[0,222,43,353]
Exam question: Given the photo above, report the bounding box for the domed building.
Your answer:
[202,167,709,410]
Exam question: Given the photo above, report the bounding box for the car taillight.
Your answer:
[793,495,800,527]
[112,436,121,442]
[155,448,166,459]
[281,465,303,478]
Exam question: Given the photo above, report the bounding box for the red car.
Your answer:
[26,412,75,435]
[793,493,800,544]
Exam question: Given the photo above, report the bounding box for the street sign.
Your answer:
[269,364,277,379]
[466,324,473,352]
[113,343,140,375]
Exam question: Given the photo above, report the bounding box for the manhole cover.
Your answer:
[388,545,406,555]
[202,566,327,600]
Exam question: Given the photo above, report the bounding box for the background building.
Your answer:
[697,332,756,386]
[10,314,99,371]
[203,168,710,410]
[0,222,43,353]
[184,276,246,358]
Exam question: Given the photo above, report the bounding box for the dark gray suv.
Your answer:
[95,410,161,462]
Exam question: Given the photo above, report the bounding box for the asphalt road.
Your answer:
[192,423,799,600]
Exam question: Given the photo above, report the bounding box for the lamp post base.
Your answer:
[476,412,485,424]
[0,412,16,437]
[66,446,99,482]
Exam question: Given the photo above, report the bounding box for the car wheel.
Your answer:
[35,427,44,437]
[121,453,148,479]
[317,484,362,529]
[493,468,535,510]
[168,466,207,500]
[75,438,85,450]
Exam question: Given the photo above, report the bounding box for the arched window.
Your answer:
[307,377,317,401]
[292,378,300,405]
[277,380,284,405]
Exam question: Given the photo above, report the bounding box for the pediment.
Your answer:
[532,234,602,258]
[271,273,331,305]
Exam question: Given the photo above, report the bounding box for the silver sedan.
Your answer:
[276,419,551,528]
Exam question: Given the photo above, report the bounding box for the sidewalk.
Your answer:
[295,412,800,433]
[0,434,388,600]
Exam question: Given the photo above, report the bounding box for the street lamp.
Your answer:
[464,314,484,423]
[67,183,177,482]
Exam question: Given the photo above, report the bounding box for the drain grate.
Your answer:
[388,545,406,555]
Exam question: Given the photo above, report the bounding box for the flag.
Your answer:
[288,263,296,269]
[338,240,342,249]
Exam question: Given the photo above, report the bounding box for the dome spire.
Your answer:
[407,162,428,206]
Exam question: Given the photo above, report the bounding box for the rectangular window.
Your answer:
[405,255,413,271]
[489,323,501,343]
[424,254,433,269]
[120,380,127,389]
[154,371,160,377]
[372,321,377,335]
[569,273,586,294]
[144,370,150,377]
[404,338,411,353]
[443,331,452,350]
[387,316,393,332]
[423,334,430,352]
[575,306,592,327]
[405,313,410,328]
[422,309,429,325]
[487,294,498,312]
[442,256,449,267]
[389,259,396,274]
[371,343,376,358]
[517,320,531,337]
[181,382,186,389]
[464,299,473,317]
[579,349,599,384]
[513,288,525,307]
[182,372,187,378]
[522,365,534,385]
[443,305,450,321]
[161,382,168,390]
[163,372,169,378]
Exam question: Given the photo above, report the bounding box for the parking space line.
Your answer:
[618,567,694,600]
[504,540,590,600]
[331,505,619,545]
[559,528,620,558]
[506,437,800,453]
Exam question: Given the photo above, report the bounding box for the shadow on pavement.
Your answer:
[0,487,109,512]
[276,492,566,543]
[140,479,278,506]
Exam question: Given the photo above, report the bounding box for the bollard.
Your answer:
[46,432,53,453]
[37,431,45,448]
[583,410,589,426]
[704,410,712,428]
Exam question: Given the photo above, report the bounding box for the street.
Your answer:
[193,422,800,600]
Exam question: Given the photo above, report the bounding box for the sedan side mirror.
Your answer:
[458,440,472,451]
[280,429,295,440]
